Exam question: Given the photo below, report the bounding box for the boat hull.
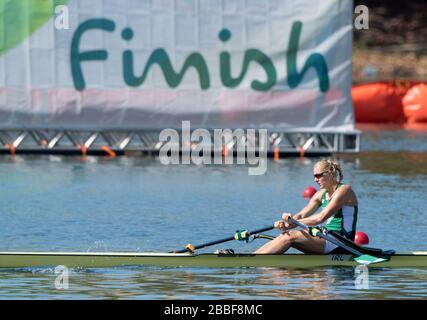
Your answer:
[1,251,427,269]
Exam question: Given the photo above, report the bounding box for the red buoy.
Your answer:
[303,187,317,199]
[355,232,369,245]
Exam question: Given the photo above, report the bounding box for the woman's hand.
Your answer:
[274,213,296,231]
[281,213,297,229]
[274,220,285,229]
[282,213,293,222]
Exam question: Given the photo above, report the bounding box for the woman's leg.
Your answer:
[254,230,326,254]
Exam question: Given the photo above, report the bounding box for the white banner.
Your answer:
[0,0,354,131]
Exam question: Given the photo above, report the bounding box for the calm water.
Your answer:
[0,127,426,299]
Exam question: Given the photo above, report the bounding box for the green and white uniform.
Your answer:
[321,184,358,253]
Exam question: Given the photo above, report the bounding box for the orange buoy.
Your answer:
[79,144,87,157]
[402,83,427,123]
[303,187,317,199]
[101,146,116,157]
[273,147,279,160]
[352,82,407,123]
[354,232,370,245]
[6,144,16,155]
[222,146,229,157]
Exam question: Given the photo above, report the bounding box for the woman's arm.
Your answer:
[293,190,323,219]
[275,191,323,229]
[297,186,350,226]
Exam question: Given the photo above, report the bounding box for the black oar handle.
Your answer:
[173,225,274,253]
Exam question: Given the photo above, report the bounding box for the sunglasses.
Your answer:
[313,171,328,179]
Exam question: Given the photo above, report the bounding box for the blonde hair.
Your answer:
[315,159,343,183]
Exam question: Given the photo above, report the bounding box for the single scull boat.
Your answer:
[2,219,424,269]
[0,251,426,269]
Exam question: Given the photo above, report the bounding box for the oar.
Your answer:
[173,225,274,253]
[285,217,387,265]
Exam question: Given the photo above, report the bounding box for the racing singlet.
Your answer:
[321,184,358,240]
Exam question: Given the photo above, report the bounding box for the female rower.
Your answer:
[255,159,358,254]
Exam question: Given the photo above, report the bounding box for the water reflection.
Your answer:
[0,266,425,299]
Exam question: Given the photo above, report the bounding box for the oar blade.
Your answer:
[354,254,388,265]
